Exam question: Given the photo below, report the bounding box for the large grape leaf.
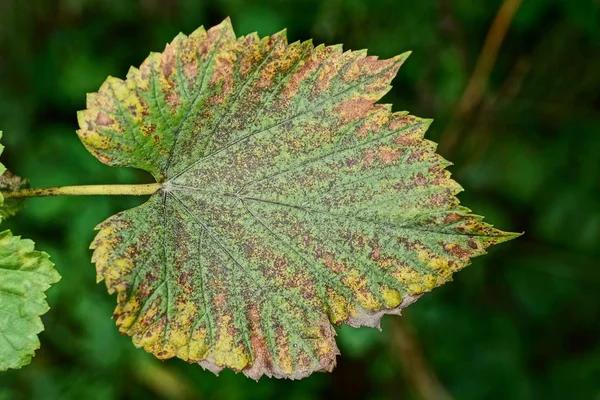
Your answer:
[0,133,60,371]
[77,19,519,379]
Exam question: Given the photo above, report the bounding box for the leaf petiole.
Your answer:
[1,183,161,199]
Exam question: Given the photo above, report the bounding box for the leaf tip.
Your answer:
[391,50,412,70]
[217,16,235,35]
[496,230,524,243]
[274,27,288,40]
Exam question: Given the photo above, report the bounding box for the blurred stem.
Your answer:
[132,354,199,400]
[440,0,523,155]
[457,0,523,114]
[2,183,161,198]
[391,318,454,400]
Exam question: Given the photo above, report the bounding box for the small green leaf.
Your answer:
[0,231,60,371]
[79,19,519,379]
[0,132,60,371]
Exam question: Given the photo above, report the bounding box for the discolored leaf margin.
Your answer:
[79,18,520,380]
[0,133,60,371]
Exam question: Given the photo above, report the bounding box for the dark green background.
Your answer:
[0,0,599,399]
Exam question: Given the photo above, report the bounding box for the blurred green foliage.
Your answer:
[0,0,599,399]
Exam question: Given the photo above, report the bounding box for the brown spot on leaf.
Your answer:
[444,213,462,224]
[162,46,176,78]
[407,149,426,163]
[363,149,376,166]
[370,247,381,261]
[302,234,313,247]
[95,112,114,126]
[430,193,447,207]
[334,97,373,124]
[378,146,400,164]
[443,243,472,259]
[165,91,181,108]
[413,172,428,186]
